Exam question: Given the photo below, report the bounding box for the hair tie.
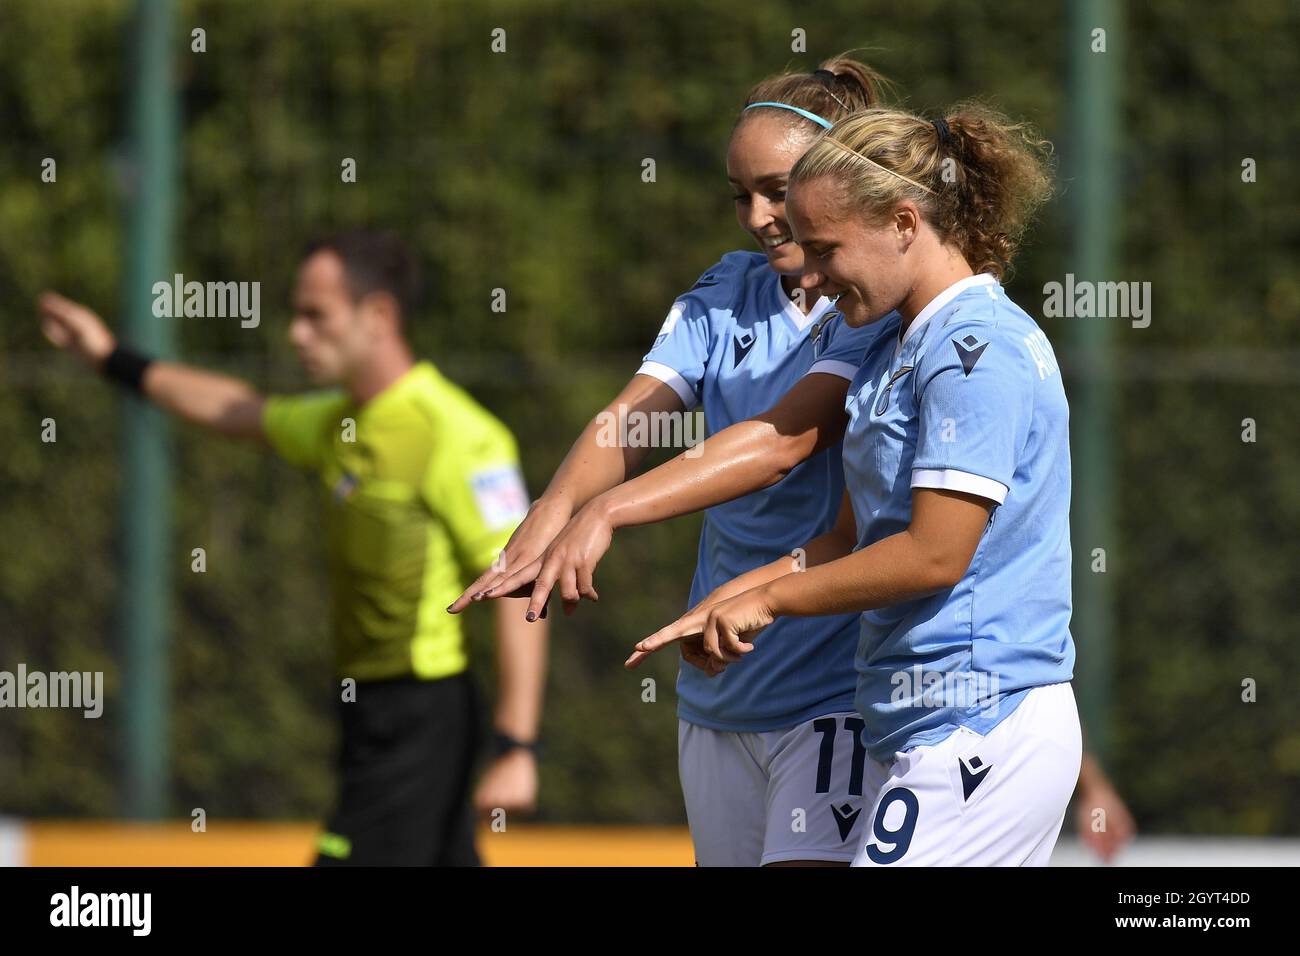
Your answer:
[813,69,852,112]
[932,117,951,149]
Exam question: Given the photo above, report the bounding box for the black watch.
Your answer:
[492,731,542,759]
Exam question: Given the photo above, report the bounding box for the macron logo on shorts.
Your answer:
[959,755,992,800]
[830,802,861,841]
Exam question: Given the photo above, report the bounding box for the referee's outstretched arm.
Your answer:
[38,291,267,442]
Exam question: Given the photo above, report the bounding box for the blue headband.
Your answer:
[744,101,832,129]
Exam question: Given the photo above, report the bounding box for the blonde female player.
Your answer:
[522,105,1082,865]
[451,57,890,866]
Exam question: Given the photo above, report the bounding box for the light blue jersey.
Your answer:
[639,251,881,732]
[841,274,1075,762]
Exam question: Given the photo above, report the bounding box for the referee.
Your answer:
[37,229,548,866]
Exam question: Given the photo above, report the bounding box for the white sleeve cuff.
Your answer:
[911,468,1008,505]
[804,359,860,381]
[636,361,699,410]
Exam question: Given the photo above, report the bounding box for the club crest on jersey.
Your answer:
[733,330,757,368]
[952,334,989,376]
[873,366,914,415]
[653,304,684,350]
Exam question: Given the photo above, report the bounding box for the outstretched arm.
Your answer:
[38,291,267,442]
[627,489,859,671]
[448,373,684,612]
[475,370,853,619]
[603,369,850,529]
[642,488,992,664]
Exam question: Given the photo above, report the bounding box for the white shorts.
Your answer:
[678,712,868,866]
[853,681,1082,867]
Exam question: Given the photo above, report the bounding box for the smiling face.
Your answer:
[726,113,822,276]
[786,175,916,328]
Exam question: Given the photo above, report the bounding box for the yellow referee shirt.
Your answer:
[262,362,529,682]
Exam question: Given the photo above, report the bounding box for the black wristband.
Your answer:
[102,346,153,393]
[492,731,542,759]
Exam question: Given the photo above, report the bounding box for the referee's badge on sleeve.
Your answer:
[469,464,530,531]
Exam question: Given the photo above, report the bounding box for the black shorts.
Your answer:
[315,671,485,866]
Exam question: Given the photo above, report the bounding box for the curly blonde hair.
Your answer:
[789,103,1054,279]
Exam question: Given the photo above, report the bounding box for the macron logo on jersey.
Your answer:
[733,330,757,368]
[952,334,989,376]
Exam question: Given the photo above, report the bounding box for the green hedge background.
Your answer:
[0,0,1297,831]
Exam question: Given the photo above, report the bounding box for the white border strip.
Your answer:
[896,273,998,359]
[912,468,1008,504]
[636,362,699,410]
[804,359,860,382]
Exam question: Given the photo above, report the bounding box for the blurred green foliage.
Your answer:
[0,0,1297,832]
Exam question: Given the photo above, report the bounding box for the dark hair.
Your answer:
[300,229,422,320]
[738,54,892,133]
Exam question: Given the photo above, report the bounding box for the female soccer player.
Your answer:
[521,104,1081,865]
[451,57,890,866]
